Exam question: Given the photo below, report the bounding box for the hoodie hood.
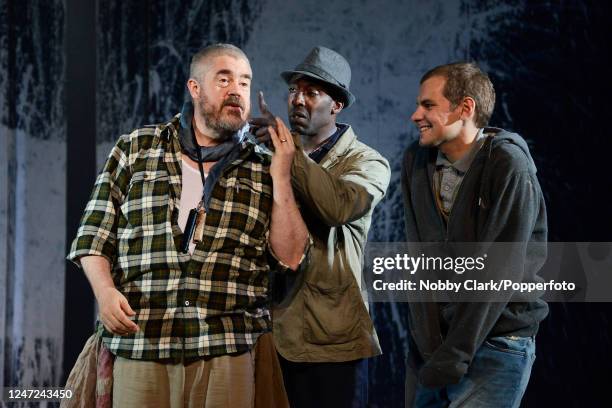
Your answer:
[484,127,538,174]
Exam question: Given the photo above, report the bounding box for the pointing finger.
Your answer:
[258,91,273,118]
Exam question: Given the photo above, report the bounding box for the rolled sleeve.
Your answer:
[67,136,130,268]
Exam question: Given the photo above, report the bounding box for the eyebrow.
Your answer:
[417,98,434,105]
[215,69,252,80]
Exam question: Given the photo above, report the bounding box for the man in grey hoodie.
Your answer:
[401,62,548,407]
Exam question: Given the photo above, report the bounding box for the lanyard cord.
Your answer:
[192,130,207,188]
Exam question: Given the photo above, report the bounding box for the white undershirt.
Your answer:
[178,157,206,254]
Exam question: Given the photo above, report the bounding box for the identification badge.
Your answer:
[180,200,205,253]
[192,203,206,244]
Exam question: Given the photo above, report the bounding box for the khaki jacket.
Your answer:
[273,125,391,362]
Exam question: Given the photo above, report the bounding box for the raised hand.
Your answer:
[268,117,296,182]
[249,91,277,145]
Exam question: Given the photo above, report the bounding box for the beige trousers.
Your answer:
[112,351,255,408]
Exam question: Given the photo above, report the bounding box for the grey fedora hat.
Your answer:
[281,46,355,108]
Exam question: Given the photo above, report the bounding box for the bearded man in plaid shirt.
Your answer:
[68,43,308,407]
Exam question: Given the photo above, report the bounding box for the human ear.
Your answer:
[331,100,344,115]
[461,97,476,122]
[187,78,200,99]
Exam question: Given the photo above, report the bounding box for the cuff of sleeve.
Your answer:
[417,351,468,387]
[67,236,116,268]
[268,234,313,273]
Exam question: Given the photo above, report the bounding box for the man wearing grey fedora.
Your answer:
[251,46,391,407]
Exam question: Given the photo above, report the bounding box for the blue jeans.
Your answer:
[407,336,536,408]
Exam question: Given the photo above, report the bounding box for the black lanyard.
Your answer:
[193,131,207,189]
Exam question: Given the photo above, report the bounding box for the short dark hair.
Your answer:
[421,62,495,128]
[189,43,249,81]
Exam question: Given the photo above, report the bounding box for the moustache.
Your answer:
[221,96,244,110]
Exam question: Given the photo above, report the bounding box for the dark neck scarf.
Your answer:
[179,101,242,163]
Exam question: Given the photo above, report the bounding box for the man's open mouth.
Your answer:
[290,111,308,119]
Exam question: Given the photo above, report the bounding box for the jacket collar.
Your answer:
[318,123,355,167]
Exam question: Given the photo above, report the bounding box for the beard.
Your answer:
[197,94,249,141]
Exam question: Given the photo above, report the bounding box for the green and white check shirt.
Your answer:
[68,113,277,362]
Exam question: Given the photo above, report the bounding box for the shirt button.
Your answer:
[443,185,450,191]
[184,301,190,306]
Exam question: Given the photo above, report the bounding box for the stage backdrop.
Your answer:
[1,1,611,407]
[1,0,66,397]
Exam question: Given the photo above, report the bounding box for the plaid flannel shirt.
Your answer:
[68,113,277,362]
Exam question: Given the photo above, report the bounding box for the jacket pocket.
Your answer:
[303,281,361,345]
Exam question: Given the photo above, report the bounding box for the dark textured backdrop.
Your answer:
[2,0,611,407]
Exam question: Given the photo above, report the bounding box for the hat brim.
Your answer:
[281,70,355,108]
